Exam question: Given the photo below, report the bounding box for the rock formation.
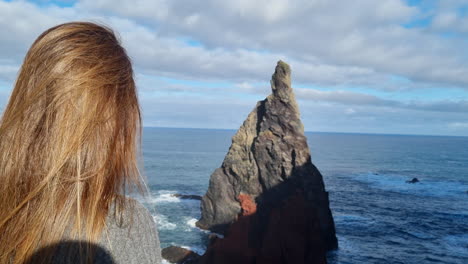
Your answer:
[196,61,338,261]
[161,246,201,264]
[406,178,419,184]
[171,193,203,200]
[200,193,327,264]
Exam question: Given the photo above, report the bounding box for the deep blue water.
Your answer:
[140,127,468,264]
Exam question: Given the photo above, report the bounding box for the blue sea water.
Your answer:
[140,127,468,264]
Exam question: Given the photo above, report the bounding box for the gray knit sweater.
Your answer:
[29,200,162,264]
[97,199,162,264]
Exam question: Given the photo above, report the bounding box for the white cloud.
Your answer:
[1,0,468,135]
[72,0,468,88]
[295,89,394,106]
[1,0,468,89]
[0,3,391,89]
[432,12,458,29]
[0,64,19,82]
[448,122,468,128]
[0,1,79,60]
[345,108,356,115]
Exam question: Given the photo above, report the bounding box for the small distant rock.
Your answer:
[406,178,419,184]
[171,194,202,200]
[161,246,201,264]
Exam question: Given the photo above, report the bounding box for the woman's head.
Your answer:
[0,22,142,263]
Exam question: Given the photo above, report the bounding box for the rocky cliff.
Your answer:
[196,61,337,262]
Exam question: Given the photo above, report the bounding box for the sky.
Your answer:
[1,0,468,136]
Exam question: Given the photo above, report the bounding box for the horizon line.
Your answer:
[143,126,468,138]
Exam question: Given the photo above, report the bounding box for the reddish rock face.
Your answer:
[238,193,257,216]
[201,192,327,264]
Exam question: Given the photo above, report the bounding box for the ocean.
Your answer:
[139,127,468,264]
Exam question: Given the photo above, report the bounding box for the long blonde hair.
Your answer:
[0,22,143,263]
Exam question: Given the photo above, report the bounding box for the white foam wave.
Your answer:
[180,245,206,256]
[186,218,198,228]
[153,215,177,230]
[354,173,468,197]
[144,190,203,204]
[182,217,210,233]
[146,190,181,204]
[155,193,181,203]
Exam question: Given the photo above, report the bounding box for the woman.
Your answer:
[0,22,162,264]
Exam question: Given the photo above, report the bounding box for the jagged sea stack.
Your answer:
[197,61,338,255]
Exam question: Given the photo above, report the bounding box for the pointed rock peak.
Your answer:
[271,60,293,103]
[197,61,337,256]
[276,60,291,75]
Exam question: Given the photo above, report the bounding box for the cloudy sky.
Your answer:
[1,0,468,136]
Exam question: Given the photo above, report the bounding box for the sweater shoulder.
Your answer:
[99,197,162,264]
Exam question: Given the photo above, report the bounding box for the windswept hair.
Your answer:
[0,22,143,263]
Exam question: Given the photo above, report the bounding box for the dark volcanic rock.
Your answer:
[196,61,338,256]
[200,192,327,264]
[171,194,203,200]
[161,246,201,264]
[406,178,419,184]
